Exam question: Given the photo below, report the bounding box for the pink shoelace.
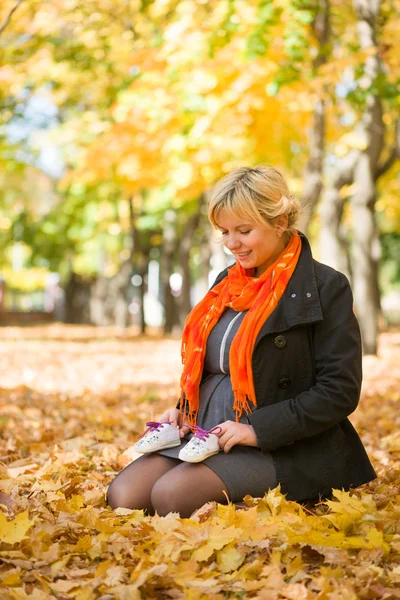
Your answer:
[190,425,222,441]
[137,421,173,440]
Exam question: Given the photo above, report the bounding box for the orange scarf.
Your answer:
[179,232,302,425]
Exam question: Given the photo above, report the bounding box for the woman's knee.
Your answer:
[150,464,229,517]
[106,478,132,510]
[106,474,154,512]
[150,477,182,517]
[106,455,179,511]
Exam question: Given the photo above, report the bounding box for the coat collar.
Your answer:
[254,232,323,341]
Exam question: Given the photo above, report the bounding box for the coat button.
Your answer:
[274,335,287,348]
[279,377,291,389]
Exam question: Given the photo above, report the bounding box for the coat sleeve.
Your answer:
[247,271,363,452]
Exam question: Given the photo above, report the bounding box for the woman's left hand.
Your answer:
[216,421,258,453]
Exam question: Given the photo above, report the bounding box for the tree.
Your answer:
[298,0,330,234]
[320,0,399,354]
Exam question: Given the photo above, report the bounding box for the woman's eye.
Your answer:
[220,230,251,235]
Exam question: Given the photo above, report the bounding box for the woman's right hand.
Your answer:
[158,407,190,438]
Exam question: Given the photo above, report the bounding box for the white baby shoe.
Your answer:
[133,421,181,453]
[178,426,222,463]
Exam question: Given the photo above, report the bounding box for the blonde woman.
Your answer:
[107,166,376,517]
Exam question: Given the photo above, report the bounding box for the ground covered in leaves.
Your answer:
[0,325,399,600]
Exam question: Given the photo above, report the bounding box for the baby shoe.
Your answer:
[133,421,181,453]
[178,426,222,463]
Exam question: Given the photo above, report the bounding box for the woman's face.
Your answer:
[216,210,287,276]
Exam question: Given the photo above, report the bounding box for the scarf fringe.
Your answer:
[179,392,198,427]
[233,391,255,422]
[181,391,253,426]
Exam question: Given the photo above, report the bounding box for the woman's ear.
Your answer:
[275,214,289,237]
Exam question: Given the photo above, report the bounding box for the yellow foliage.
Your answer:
[1,330,398,597]
[0,511,35,544]
[1,268,49,293]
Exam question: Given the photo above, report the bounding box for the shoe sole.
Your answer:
[134,438,181,453]
[178,449,220,463]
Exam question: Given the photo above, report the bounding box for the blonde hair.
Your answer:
[208,165,301,237]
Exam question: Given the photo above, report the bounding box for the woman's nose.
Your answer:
[226,236,241,250]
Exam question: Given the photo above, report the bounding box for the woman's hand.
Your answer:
[157,407,190,438]
[216,421,259,453]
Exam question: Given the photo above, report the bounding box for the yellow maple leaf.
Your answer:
[365,527,390,552]
[74,535,93,553]
[75,588,97,600]
[192,524,240,562]
[0,570,22,587]
[323,489,376,530]
[94,559,115,577]
[0,511,35,544]
[216,541,245,573]
[50,555,71,577]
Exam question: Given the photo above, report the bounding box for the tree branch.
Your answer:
[375,119,400,180]
[127,194,142,261]
[0,0,25,36]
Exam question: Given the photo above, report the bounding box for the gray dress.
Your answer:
[157,308,277,502]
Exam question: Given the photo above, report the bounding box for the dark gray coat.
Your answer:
[210,232,376,502]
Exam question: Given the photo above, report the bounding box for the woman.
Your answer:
[107,165,376,517]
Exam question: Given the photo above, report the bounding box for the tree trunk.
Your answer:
[319,150,358,278]
[351,0,385,354]
[139,252,148,335]
[299,99,326,234]
[179,246,192,323]
[90,277,109,326]
[198,224,213,297]
[161,209,180,334]
[64,273,93,324]
[298,0,330,234]
[90,261,133,327]
[351,156,380,354]
[178,194,206,326]
[319,4,398,355]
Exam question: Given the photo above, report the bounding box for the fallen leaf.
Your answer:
[0,511,35,544]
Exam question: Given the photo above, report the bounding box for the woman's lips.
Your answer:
[235,251,252,258]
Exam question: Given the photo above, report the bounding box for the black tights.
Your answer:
[106,454,229,518]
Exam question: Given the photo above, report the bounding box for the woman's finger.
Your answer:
[223,436,235,453]
[159,408,180,427]
[217,432,228,448]
[219,432,236,453]
[179,425,190,438]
